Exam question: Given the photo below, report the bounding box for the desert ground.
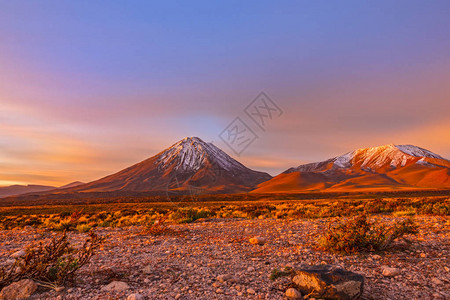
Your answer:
[0,193,449,300]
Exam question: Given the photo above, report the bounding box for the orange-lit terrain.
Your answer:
[0,140,448,300]
[1,2,450,299]
[253,144,450,193]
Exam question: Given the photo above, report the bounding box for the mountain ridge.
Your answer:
[2,141,448,199]
[253,144,450,193]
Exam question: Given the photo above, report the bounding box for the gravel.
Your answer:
[0,216,448,299]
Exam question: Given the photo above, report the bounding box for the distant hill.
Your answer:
[0,181,85,198]
[0,184,56,198]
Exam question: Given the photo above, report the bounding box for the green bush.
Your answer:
[319,214,418,253]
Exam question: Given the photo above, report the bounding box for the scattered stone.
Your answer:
[0,215,446,299]
[292,265,364,300]
[215,288,224,294]
[431,278,443,285]
[249,236,266,245]
[127,293,143,300]
[0,279,37,300]
[142,265,152,274]
[10,250,26,258]
[101,281,130,292]
[247,288,256,294]
[381,266,401,277]
[217,274,233,283]
[285,287,302,299]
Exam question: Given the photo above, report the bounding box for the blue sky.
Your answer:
[1,1,449,185]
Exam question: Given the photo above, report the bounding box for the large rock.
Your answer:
[0,279,38,300]
[292,265,364,300]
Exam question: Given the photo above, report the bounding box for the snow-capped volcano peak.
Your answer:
[156,137,250,173]
[288,144,448,174]
[63,136,271,194]
[332,144,447,171]
[330,144,444,171]
[270,143,450,193]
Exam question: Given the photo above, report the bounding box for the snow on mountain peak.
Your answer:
[394,144,445,160]
[156,137,248,173]
[330,144,446,171]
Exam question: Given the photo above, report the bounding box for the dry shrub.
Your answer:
[0,231,102,289]
[143,215,171,235]
[170,208,211,223]
[69,209,84,224]
[319,214,418,254]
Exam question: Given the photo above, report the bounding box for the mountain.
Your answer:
[0,184,56,198]
[252,144,450,192]
[64,137,272,194]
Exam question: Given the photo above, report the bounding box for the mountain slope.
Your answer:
[252,144,450,192]
[65,137,271,194]
[58,181,85,189]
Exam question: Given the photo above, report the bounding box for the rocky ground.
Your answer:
[0,216,448,300]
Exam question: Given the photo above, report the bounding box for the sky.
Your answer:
[1,1,450,186]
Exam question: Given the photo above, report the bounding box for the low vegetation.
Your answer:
[142,215,171,235]
[0,196,447,231]
[0,231,102,289]
[319,214,418,253]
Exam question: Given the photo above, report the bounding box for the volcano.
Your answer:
[65,137,271,194]
[252,144,450,192]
